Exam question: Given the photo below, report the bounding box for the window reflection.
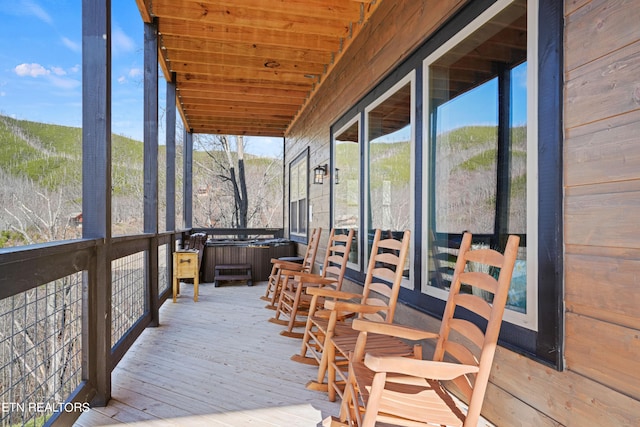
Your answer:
[367,80,412,280]
[426,0,528,314]
[334,120,360,266]
[290,154,307,237]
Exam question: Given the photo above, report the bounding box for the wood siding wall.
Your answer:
[285,0,640,425]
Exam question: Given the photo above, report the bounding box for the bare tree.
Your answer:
[222,135,249,228]
[194,135,283,229]
[0,172,82,424]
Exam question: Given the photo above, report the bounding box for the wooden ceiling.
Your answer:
[135,0,380,137]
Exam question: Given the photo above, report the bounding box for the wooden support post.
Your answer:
[144,19,160,326]
[166,74,177,232]
[82,0,112,406]
[165,76,177,299]
[183,129,193,229]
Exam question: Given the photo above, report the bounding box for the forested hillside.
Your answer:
[0,115,282,247]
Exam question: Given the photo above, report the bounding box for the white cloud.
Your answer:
[61,36,81,53]
[14,63,50,77]
[20,0,52,24]
[128,68,142,78]
[49,75,80,90]
[69,64,80,74]
[112,25,135,55]
[117,76,127,84]
[0,92,6,97]
[13,63,79,89]
[51,66,66,76]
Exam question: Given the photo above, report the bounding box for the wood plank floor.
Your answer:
[74,281,340,427]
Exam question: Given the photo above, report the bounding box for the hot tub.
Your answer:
[202,238,296,283]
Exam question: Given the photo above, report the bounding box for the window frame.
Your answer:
[288,148,309,242]
[332,115,362,270]
[363,71,416,287]
[421,0,538,330]
[327,0,562,369]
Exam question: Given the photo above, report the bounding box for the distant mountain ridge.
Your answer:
[0,115,145,190]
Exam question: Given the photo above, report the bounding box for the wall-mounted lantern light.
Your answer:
[313,164,328,184]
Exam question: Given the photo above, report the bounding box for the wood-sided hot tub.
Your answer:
[202,238,296,283]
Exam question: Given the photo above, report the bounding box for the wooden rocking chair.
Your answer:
[326,232,520,427]
[291,229,411,393]
[261,227,322,310]
[269,228,355,338]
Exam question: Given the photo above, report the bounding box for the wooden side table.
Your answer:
[173,250,199,302]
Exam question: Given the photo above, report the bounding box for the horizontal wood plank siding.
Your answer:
[564,0,640,413]
[565,41,640,130]
[563,0,640,424]
[565,0,640,72]
[565,110,640,187]
[566,313,640,399]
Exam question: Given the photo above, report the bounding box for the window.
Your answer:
[365,74,415,283]
[422,0,536,329]
[289,150,308,239]
[328,0,561,367]
[333,118,361,268]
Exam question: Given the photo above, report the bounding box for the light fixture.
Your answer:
[334,168,340,185]
[313,164,328,185]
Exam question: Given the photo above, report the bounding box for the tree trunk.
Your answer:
[221,136,248,228]
[236,136,248,228]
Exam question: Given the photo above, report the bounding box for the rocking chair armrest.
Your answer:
[270,259,306,270]
[328,300,386,315]
[306,287,361,300]
[292,271,338,285]
[279,268,313,277]
[364,354,479,381]
[351,319,439,342]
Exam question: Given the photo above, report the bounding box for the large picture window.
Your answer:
[289,151,308,239]
[365,74,415,283]
[328,0,561,366]
[333,117,360,268]
[422,0,536,329]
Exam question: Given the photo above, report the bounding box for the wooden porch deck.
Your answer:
[74,281,340,427]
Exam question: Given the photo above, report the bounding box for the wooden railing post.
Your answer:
[88,244,112,406]
[148,236,160,326]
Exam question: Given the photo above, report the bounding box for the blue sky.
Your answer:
[0,0,282,157]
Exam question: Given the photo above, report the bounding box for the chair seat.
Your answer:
[350,360,465,427]
[332,333,414,360]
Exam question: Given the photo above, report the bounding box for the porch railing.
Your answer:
[0,231,178,426]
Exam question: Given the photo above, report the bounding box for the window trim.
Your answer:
[420,0,538,330]
[288,148,309,243]
[363,71,416,288]
[332,115,362,270]
[327,0,563,369]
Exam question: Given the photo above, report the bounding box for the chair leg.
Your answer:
[291,314,317,364]
[269,275,290,325]
[327,340,337,402]
[172,276,178,303]
[306,330,331,392]
[193,274,199,302]
[261,265,279,301]
[281,283,307,338]
[339,362,362,427]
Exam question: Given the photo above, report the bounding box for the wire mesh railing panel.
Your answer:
[0,273,84,426]
[158,243,170,295]
[111,251,147,348]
